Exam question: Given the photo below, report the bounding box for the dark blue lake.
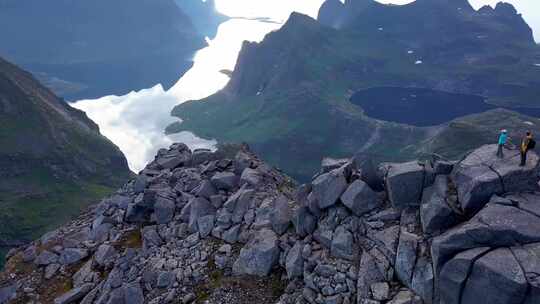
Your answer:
[350,87,540,126]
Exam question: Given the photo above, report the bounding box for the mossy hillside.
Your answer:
[0,57,132,268]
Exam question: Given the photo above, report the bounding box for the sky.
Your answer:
[215,0,540,41]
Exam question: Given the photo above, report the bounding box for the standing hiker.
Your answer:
[497,129,508,158]
[520,131,535,166]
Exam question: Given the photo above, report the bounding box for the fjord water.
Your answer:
[351,87,540,127]
[73,2,324,173]
[351,87,495,126]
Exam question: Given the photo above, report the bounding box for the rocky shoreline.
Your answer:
[1,143,539,304]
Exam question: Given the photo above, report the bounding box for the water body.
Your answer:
[351,87,540,127]
[351,87,495,126]
[73,2,324,173]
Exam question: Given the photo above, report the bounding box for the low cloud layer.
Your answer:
[73,19,282,173]
[74,86,217,172]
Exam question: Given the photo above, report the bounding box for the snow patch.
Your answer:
[524,121,535,126]
[407,50,414,54]
[534,64,540,67]
[415,60,423,65]
[378,27,384,31]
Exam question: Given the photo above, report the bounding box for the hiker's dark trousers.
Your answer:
[521,150,528,166]
[497,145,504,158]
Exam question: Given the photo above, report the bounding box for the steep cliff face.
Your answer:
[2,143,539,304]
[0,0,209,100]
[169,1,540,181]
[0,57,132,263]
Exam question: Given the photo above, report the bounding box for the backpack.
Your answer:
[528,139,536,150]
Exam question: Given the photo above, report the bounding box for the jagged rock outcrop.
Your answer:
[2,144,539,304]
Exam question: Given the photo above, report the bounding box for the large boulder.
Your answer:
[233,229,280,276]
[292,206,316,237]
[432,195,540,276]
[188,197,216,232]
[340,179,381,216]
[311,166,349,209]
[420,175,461,236]
[153,144,192,169]
[385,161,426,210]
[395,231,420,287]
[223,188,254,224]
[285,241,304,279]
[331,226,355,260]
[452,145,540,216]
[211,172,239,191]
[439,247,491,304]
[461,248,528,304]
[59,248,89,265]
[154,195,175,225]
[270,195,292,235]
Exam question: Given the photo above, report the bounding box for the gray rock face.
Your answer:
[411,257,434,304]
[195,180,217,200]
[293,206,316,237]
[154,144,191,169]
[54,284,93,304]
[123,283,144,304]
[286,241,304,279]
[211,172,239,190]
[421,175,461,236]
[59,248,89,265]
[95,244,117,268]
[191,149,215,166]
[223,188,253,224]
[35,250,59,266]
[357,250,391,301]
[433,160,454,175]
[188,197,216,232]
[385,161,426,209]
[0,284,16,304]
[461,248,528,304]
[233,229,280,276]
[439,247,491,304]
[331,226,354,260]
[197,215,215,238]
[312,166,348,209]
[395,231,419,287]
[432,197,540,277]
[452,145,540,216]
[270,195,292,235]
[340,179,380,216]
[154,196,175,224]
[240,168,262,186]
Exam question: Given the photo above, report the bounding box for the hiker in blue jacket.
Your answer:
[497,129,508,158]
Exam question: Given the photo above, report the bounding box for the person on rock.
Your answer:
[520,131,535,166]
[497,129,508,158]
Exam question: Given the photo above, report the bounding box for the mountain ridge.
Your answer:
[168,0,540,181]
[1,142,540,304]
[0,56,132,267]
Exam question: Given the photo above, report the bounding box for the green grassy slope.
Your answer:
[0,57,132,266]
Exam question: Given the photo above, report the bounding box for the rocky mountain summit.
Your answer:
[1,142,539,304]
